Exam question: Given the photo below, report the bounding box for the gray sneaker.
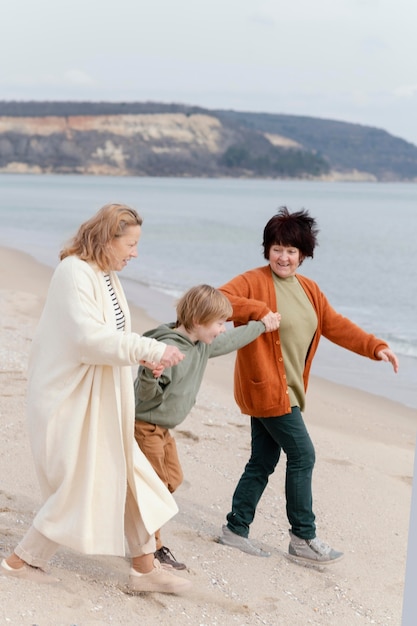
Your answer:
[288,530,343,564]
[218,525,271,557]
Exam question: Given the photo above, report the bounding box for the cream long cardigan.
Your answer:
[26,256,178,555]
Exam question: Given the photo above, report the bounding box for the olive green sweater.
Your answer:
[134,320,265,428]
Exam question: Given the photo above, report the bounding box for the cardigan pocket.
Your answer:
[245,379,276,410]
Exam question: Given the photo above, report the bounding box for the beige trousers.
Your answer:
[15,484,156,568]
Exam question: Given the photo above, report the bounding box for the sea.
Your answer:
[0,173,416,410]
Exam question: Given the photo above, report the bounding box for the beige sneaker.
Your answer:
[129,561,191,594]
[1,558,60,584]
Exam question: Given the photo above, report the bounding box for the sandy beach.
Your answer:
[0,246,416,626]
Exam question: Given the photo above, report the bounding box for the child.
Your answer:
[134,284,280,570]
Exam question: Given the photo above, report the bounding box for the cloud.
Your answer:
[393,84,417,98]
[63,69,96,86]
[247,12,276,27]
[2,69,96,89]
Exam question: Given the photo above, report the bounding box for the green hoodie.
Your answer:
[134,320,265,429]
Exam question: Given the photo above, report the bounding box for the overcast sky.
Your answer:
[2,0,417,145]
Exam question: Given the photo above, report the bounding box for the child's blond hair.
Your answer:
[175,284,233,331]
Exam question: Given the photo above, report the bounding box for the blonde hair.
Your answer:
[176,284,233,331]
[60,203,142,270]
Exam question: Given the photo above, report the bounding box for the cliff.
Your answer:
[0,113,231,177]
[0,101,416,181]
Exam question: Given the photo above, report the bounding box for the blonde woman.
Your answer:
[1,203,191,594]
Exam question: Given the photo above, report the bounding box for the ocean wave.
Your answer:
[388,339,417,360]
[122,275,417,360]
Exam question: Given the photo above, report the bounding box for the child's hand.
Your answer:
[261,311,281,332]
[139,360,165,378]
[160,345,185,367]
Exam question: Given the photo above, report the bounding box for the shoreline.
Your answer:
[0,245,417,412]
[121,253,417,412]
[1,245,416,625]
[1,243,416,411]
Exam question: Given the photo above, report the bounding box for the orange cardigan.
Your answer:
[220,265,388,417]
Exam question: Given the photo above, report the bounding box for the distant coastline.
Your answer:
[0,163,379,182]
[0,101,416,181]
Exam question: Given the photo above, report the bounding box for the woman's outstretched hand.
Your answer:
[377,348,399,373]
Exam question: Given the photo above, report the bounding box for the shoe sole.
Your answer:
[154,549,187,571]
[218,536,271,557]
[128,578,192,594]
[157,561,188,571]
[286,552,344,565]
[0,560,60,584]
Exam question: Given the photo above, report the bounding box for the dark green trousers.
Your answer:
[226,407,316,539]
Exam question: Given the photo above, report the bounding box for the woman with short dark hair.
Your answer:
[218,206,398,563]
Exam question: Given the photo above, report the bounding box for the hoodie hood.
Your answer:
[143,322,196,350]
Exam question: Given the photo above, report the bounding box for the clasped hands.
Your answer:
[140,344,185,378]
[140,312,281,378]
[261,311,281,332]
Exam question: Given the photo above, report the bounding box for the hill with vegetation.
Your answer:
[0,100,416,181]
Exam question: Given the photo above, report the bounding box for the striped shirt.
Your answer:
[104,274,125,331]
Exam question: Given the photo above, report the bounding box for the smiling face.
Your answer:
[180,318,228,344]
[194,318,228,344]
[107,225,141,271]
[268,244,303,278]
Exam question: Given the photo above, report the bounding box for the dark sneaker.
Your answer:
[218,524,271,557]
[288,530,343,564]
[154,546,187,570]
[129,561,191,594]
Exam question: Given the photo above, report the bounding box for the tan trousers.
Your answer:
[134,420,183,550]
[15,483,156,569]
